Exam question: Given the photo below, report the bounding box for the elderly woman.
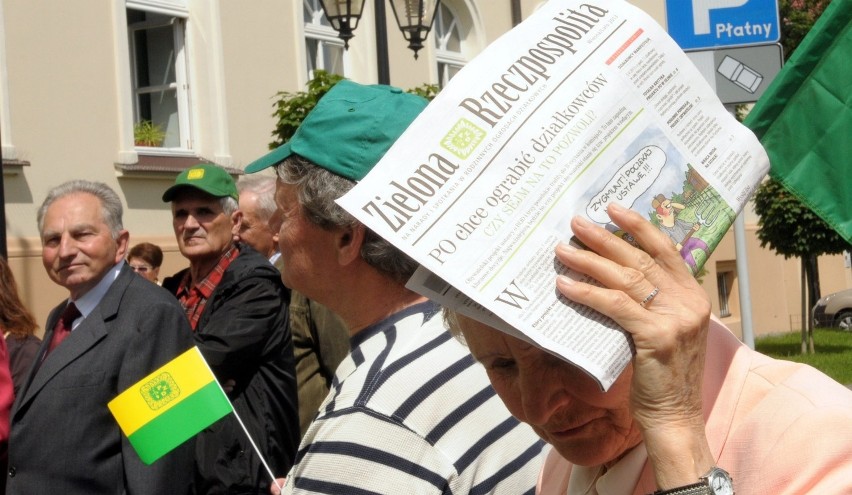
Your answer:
[448,204,852,495]
[127,242,163,284]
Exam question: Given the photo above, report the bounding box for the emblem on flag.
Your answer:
[140,372,181,410]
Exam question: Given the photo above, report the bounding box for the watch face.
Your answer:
[707,468,734,495]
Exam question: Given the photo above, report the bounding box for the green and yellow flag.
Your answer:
[109,346,233,464]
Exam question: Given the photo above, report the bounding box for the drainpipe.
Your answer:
[511,0,522,26]
[0,123,7,259]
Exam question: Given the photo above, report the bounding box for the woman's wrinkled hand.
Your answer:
[554,203,713,488]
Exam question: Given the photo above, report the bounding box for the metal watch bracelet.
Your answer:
[652,483,712,495]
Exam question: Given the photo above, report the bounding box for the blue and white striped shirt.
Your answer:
[283,301,546,494]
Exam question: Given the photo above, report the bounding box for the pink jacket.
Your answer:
[538,319,852,494]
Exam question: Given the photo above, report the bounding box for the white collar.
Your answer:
[567,443,647,495]
[67,261,124,329]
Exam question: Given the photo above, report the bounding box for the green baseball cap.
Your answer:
[162,163,239,202]
[244,80,428,181]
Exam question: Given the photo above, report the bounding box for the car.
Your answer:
[813,288,852,331]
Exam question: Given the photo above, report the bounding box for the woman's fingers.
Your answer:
[555,204,711,426]
[555,243,659,327]
[603,203,696,283]
[570,204,693,286]
[554,204,710,359]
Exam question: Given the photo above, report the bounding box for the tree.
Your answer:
[269,71,345,149]
[778,0,831,57]
[753,179,850,352]
[269,71,438,149]
[752,0,850,353]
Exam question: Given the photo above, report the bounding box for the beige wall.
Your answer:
[3,1,121,240]
[3,0,850,335]
[218,0,298,168]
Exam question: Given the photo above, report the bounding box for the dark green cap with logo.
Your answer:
[244,80,428,181]
[161,163,239,202]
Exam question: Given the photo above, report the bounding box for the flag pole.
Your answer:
[228,399,285,493]
[199,350,284,493]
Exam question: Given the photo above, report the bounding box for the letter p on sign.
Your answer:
[692,0,749,34]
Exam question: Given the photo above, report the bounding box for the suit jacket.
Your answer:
[537,318,852,494]
[7,265,196,495]
[285,282,349,437]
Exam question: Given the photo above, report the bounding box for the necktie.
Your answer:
[47,302,81,354]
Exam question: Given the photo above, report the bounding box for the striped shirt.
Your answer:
[283,301,546,494]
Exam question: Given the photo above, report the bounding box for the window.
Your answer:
[717,270,734,318]
[127,9,191,150]
[433,3,466,88]
[0,0,15,163]
[303,0,346,79]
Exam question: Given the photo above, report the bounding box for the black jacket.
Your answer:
[165,245,298,494]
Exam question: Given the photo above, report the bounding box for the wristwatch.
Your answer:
[652,467,734,495]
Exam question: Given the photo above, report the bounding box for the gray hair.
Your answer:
[442,307,467,345]
[37,180,124,239]
[276,154,419,283]
[168,186,239,216]
[219,196,239,216]
[237,175,277,223]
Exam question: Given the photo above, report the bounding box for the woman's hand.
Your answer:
[554,203,714,489]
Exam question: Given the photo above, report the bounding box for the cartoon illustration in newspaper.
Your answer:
[576,125,734,275]
[648,167,736,275]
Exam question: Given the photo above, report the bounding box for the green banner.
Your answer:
[743,0,852,245]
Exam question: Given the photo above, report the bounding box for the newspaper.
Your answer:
[337,0,769,390]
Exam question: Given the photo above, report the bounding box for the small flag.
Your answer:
[743,0,852,244]
[108,346,233,464]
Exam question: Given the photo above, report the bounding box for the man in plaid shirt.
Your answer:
[162,163,299,494]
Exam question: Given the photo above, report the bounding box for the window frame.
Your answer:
[433,2,466,88]
[0,0,15,163]
[717,270,733,318]
[303,0,349,79]
[127,10,192,152]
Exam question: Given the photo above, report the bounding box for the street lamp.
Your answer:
[317,0,441,84]
[386,0,441,58]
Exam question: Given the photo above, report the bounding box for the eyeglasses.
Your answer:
[130,264,153,273]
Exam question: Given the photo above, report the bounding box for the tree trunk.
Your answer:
[809,254,822,302]
[804,254,818,354]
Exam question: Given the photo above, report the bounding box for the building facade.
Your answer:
[2,0,850,337]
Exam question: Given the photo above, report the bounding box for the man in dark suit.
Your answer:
[6,180,195,494]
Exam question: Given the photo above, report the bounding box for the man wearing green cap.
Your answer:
[162,163,299,494]
[246,80,544,494]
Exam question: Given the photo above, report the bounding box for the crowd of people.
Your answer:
[0,80,850,494]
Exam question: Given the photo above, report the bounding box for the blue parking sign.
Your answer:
[666,0,780,51]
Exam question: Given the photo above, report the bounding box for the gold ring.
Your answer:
[640,287,659,308]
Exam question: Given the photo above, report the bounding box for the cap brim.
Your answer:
[162,184,188,202]
[245,143,292,174]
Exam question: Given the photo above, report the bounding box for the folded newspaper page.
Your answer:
[337,0,769,390]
